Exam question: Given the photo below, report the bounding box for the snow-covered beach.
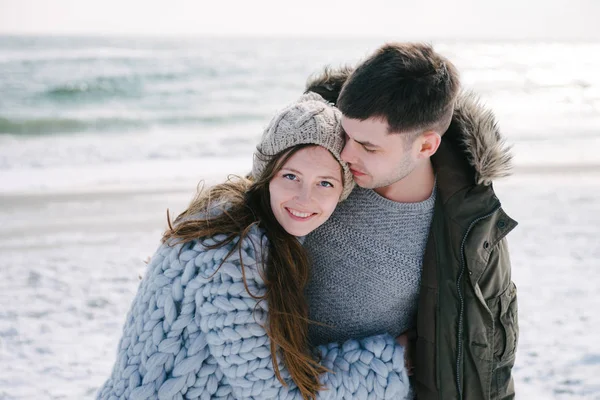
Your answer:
[2,169,600,399]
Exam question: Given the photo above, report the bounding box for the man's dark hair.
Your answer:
[337,43,460,136]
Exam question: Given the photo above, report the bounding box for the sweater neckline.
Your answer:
[356,178,437,213]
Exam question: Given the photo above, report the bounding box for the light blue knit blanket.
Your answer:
[97,227,410,399]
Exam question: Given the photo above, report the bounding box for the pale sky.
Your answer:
[0,0,598,39]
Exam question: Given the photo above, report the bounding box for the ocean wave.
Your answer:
[0,113,268,135]
[157,113,267,125]
[41,70,214,100]
[0,117,146,135]
[45,81,134,99]
[0,48,161,64]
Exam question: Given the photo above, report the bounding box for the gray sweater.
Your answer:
[304,185,436,345]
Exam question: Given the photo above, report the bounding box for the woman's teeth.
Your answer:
[288,209,313,218]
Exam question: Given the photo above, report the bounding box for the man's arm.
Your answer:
[482,238,518,400]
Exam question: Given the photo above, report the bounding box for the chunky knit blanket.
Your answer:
[97,226,410,399]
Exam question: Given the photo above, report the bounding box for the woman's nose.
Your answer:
[295,184,312,203]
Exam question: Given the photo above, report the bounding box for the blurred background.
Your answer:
[0,0,599,399]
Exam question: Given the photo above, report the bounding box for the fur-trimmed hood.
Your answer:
[305,66,513,186]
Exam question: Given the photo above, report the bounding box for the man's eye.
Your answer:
[364,147,376,153]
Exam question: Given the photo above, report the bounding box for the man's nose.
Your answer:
[340,141,355,164]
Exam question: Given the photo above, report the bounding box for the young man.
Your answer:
[303,43,518,400]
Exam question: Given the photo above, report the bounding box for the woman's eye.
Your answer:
[319,181,334,188]
[283,173,297,181]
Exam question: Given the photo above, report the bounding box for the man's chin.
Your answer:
[352,176,376,189]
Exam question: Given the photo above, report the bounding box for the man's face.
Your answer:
[340,116,419,189]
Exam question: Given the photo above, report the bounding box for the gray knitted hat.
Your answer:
[252,92,354,201]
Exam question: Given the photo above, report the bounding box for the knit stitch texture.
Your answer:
[305,185,436,345]
[97,225,410,399]
[251,92,354,201]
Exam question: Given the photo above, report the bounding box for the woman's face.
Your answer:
[269,146,343,237]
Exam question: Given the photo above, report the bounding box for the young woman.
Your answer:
[97,93,410,400]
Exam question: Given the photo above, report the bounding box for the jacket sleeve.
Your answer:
[97,240,228,400]
[474,237,518,400]
[472,238,519,400]
[199,236,411,400]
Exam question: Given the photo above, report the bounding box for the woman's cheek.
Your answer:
[319,190,341,213]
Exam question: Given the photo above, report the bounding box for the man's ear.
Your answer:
[417,131,442,158]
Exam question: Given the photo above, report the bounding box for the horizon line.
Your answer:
[1,32,598,43]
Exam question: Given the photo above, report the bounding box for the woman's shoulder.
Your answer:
[164,221,267,256]
[150,224,268,285]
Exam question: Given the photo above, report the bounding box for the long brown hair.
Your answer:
[163,144,330,399]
